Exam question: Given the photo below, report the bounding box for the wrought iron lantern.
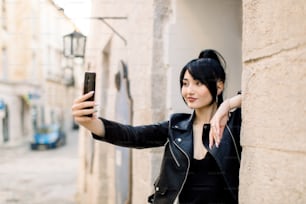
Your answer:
[63,30,86,58]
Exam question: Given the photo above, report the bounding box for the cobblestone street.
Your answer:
[0,130,79,204]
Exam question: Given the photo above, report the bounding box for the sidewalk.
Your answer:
[0,130,80,204]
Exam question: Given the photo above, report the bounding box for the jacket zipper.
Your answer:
[168,141,180,167]
[173,142,190,202]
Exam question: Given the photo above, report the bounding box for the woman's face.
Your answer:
[181,70,213,110]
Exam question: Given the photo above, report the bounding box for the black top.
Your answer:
[179,153,235,204]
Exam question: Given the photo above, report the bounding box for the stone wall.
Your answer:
[80,0,165,203]
[240,0,306,203]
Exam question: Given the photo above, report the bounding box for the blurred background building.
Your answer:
[0,0,83,147]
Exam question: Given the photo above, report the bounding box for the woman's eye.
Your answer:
[182,82,188,86]
[195,81,202,86]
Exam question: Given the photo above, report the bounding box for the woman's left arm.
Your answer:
[209,94,242,149]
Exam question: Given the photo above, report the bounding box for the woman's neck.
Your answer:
[193,104,218,125]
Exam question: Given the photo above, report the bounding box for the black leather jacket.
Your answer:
[93,108,241,204]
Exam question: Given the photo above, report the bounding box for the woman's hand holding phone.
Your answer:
[72,91,97,123]
[71,72,105,137]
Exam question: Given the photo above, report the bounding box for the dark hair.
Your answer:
[179,49,226,107]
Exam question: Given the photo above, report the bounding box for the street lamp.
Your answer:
[63,17,127,59]
[62,31,86,87]
[63,30,86,58]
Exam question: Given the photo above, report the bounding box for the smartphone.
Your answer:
[83,72,96,117]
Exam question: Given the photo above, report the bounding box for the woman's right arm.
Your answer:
[71,91,105,137]
[72,91,169,148]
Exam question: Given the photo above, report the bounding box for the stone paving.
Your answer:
[0,130,79,204]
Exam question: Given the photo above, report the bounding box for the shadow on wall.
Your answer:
[114,60,133,204]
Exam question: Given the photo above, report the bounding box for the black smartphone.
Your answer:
[83,72,96,117]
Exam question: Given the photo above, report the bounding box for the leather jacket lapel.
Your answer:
[170,112,194,159]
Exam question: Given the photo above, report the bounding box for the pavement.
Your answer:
[0,129,80,204]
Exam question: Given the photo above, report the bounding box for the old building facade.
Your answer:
[78,0,306,204]
[0,0,81,146]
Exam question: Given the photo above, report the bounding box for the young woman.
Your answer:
[72,49,242,204]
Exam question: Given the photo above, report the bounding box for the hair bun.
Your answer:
[198,49,226,69]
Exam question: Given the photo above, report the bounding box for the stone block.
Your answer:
[243,0,306,61]
[239,147,306,204]
[242,47,306,152]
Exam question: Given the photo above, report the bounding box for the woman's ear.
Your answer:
[217,80,224,95]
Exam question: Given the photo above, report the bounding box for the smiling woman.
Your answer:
[53,0,91,35]
[71,49,242,204]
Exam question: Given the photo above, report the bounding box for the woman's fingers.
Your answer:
[209,127,215,149]
[209,100,231,149]
[209,120,226,149]
[72,92,97,122]
[73,91,95,104]
[72,107,95,117]
[73,107,98,126]
[72,100,95,112]
[209,121,219,149]
[209,114,224,149]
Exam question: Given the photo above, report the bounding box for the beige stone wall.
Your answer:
[80,0,173,203]
[240,0,306,203]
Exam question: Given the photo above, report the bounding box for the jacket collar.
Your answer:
[171,111,195,131]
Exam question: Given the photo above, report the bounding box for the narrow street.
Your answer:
[0,130,79,204]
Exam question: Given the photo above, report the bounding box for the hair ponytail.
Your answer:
[199,49,226,107]
[198,49,226,81]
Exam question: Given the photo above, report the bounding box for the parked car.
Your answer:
[30,124,66,150]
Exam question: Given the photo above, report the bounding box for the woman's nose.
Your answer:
[186,84,195,93]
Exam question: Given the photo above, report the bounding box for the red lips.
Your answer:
[187,97,197,103]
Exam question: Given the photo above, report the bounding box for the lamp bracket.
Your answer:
[88,17,128,45]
